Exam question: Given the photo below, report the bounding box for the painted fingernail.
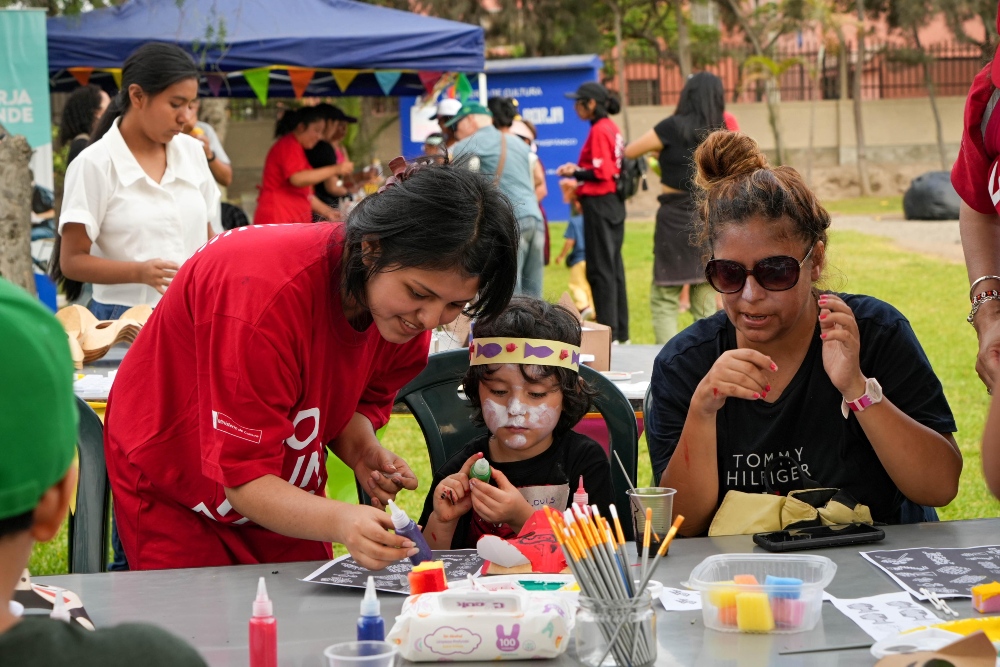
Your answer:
[765,384,771,392]
[821,333,828,339]
[407,548,420,557]
[753,392,760,399]
[761,391,768,399]
[819,314,827,320]
[402,540,415,548]
[770,363,778,371]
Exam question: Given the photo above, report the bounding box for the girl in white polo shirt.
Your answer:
[59,43,221,320]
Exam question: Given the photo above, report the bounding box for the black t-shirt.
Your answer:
[304,140,339,207]
[653,116,700,192]
[0,616,208,667]
[645,294,956,526]
[418,429,613,549]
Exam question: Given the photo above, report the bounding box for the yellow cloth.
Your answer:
[708,489,873,536]
[568,261,593,313]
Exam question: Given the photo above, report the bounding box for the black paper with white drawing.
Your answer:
[301,549,486,595]
[860,545,1000,599]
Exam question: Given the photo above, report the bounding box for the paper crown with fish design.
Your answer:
[469,337,581,372]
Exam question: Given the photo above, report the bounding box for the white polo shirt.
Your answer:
[60,118,222,307]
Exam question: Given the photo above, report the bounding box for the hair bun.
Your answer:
[693,131,768,190]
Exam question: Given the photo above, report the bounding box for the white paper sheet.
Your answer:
[658,587,703,611]
[827,591,941,641]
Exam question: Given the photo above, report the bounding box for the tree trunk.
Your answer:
[0,127,36,294]
[836,30,850,101]
[198,98,229,144]
[913,28,947,170]
[673,0,692,79]
[612,1,631,140]
[765,80,785,166]
[852,3,872,196]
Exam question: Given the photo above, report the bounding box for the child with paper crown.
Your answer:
[0,279,207,666]
[419,296,613,549]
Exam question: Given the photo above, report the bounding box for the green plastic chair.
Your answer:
[68,397,110,574]
[361,348,640,539]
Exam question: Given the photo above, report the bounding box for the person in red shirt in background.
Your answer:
[104,158,519,571]
[953,2,1000,501]
[254,106,352,224]
[557,82,629,343]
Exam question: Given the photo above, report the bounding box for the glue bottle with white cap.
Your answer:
[356,576,385,641]
[249,577,277,667]
[388,499,433,565]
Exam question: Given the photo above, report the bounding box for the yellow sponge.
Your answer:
[736,592,775,633]
[708,581,739,608]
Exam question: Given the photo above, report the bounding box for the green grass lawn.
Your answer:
[28,219,999,575]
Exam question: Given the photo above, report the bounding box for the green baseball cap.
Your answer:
[0,279,77,521]
[443,101,492,128]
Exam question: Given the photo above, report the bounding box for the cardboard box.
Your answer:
[558,292,611,371]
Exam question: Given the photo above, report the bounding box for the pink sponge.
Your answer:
[972,581,1000,613]
[771,598,806,629]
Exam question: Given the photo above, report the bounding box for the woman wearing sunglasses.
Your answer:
[645,131,962,537]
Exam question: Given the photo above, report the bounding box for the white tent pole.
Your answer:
[478,72,487,102]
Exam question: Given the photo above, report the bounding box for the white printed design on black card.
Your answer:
[861,545,1000,599]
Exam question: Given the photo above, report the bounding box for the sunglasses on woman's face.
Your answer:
[705,245,815,294]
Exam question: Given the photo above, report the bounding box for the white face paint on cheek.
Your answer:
[483,399,508,434]
[525,403,558,430]
[505,434,529,449]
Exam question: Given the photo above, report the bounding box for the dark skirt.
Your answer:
[654,191,707,286]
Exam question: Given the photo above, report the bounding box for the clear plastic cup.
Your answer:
[626,487,675,557]
[323,640,398,667]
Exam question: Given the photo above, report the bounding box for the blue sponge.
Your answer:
[764,575,802,600]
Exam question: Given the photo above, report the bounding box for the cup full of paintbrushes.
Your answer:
[626,487,675,557]
[542,504,684,667]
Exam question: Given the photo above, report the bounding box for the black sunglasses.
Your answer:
[705,245,815,294]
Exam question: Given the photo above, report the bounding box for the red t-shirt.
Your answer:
[104,223,430,570]
[952,65,1000,215]
[254,133,314,224]
[576,117,623,198]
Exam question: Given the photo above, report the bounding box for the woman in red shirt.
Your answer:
[104,158,520,571]
[557,82,628,342]
[254,106,350,224]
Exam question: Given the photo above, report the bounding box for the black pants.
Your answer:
[581,193,629,341]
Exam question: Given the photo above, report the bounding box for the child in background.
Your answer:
[0,279,207,666]
[420,296,612,549]
[556,178,595,320]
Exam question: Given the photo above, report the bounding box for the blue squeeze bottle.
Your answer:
[388,499,433,565]
[357,576,385,641]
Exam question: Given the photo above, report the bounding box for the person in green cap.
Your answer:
[0,278,207,666]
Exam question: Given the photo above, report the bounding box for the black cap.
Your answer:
[565,81,608,103]
[313,103,358,124]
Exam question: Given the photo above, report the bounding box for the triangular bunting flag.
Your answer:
[332,69,360,93]
[243,68,270,105]
[374,71,401,96]
[109,68,122,89]
[206,73,224,97]
[288,68,315,100]
[69,68,94,87]
[418,71,443,96]
[455,73,474,103]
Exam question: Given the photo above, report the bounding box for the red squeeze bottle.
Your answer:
[249,576,277,667]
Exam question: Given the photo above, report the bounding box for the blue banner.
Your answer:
[0,9,53,190]
[400,56,601,221]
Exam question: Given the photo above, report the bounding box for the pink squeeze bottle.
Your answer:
[249,577,277,667]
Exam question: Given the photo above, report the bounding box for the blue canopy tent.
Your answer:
[47,0,485,98]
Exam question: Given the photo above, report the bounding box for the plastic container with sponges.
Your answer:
[682,554,837,634]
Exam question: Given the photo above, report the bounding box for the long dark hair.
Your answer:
[58,85,103,148]
[92,43,199,142]
[341,155,519,325]
[672,72,726,144]
[583,85,621,120]
[274,105,328,138]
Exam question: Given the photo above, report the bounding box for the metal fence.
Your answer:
[622,41,989,106]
